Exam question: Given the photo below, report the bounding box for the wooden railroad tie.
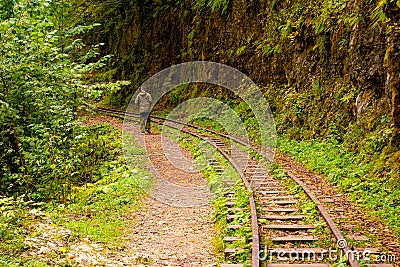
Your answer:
[263,208,299,213]
[223,236,243,242]
[271,200,297,205]
[328,208,344,213]
[365,265,394,267]
[223,180,236,185]
[354,248,380,254]
[227,224,243,229]
[271,235,318,242]
[321,199,335,203]
[261,215,304,220]
[224,247,244,254]
[259,182,282,190]
[259,187,283,191]
[259,191,285,194]
[265,248,329,255]
[261,196,295,200]
[259,183,281,187]
[262,224,315,230]
[267,264,330,267]
[348,235,370,241]
[227,214,242,221]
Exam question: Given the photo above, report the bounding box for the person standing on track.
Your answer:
[135,85,152,134]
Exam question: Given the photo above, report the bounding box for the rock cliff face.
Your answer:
[79,0,400,146]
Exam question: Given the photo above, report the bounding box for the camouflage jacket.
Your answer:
[135,91,152,113]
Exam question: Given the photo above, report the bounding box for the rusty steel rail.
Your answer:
[149,118,260,267]
[96,105,370,267]
[97,106,260,266]
[215,147,260,267]
[96,106,251,146]
[285,170,360,267]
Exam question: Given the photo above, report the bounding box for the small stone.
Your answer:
[38,246,51,254]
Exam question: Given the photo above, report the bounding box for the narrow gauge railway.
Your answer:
[96,106,395,267]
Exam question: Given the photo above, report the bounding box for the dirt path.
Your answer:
[25,114,400,266]
[122,131,217,266]
[123,197,216,267]
[95,115,218,266]
[23,116,217,266]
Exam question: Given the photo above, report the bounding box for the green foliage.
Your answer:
[0,0,128,200]
[176,131,252,265]
[212,177,252,265]
[264,82,360,143]
[277,136,400,236]
[236,45,247,56]
[0,0,16,20]
[0,195,31,258]
[51,155,144,244]
[207,0,230,14]
[370,0,400,30]
[0,123,147,264]
[188,98,263,146]
[252,0,366,58]
[313,0,353,34]
[269,164,342,250]
[193,0,231,15]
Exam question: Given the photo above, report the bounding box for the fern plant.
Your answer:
[207,0,231,15]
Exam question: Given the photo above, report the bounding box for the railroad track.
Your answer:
[96,106,395,267]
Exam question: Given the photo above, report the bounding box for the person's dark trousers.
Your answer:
[139,112,150,133]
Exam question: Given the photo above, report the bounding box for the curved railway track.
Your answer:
[96,106,395,267]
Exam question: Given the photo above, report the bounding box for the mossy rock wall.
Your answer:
[76,0,400,148]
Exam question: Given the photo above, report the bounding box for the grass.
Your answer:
[0,196,37,266]
[176,130,253,266]
[0,122,147,266]
[185,102,400,249]
[49,124,148,246]
[50,158,145,245]
[260,165,333,253]
[277,136,400,237]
